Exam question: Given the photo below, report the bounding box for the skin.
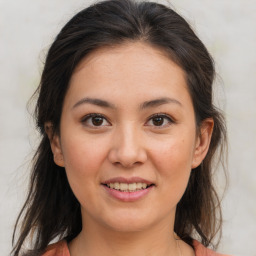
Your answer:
[46,42,213,256]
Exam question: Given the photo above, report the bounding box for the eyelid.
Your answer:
[145,113,175,127]
[80,112,175,128]
[81,113,111,127]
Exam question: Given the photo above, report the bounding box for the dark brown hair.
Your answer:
[12,0,227,255]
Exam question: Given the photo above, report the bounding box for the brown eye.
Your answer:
[146,114,174,128]
[92,116,104,126]
[152,116,164,126]
[82,114,110,128]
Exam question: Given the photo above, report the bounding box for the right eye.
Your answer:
[81,113,111,128]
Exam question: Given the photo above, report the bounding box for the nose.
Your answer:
[108,125,147,168]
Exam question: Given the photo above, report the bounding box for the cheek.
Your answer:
[150,136,195,194]
[151,136,195,170]
[60,134,111,208]
[60,134,109,182]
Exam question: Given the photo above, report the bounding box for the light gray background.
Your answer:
[0,1,255,256]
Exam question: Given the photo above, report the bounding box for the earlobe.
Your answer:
[44,122,65,167]
[191,118,214,169]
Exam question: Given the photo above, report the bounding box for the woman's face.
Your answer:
[50,42,212,232]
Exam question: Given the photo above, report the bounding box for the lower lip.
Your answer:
[102,185,154,202]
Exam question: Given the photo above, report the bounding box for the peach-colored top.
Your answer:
[42,240,231,256]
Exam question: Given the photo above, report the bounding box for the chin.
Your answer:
[101,211,159,233]
[106,222,150,233]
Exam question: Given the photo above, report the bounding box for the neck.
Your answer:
[69,215,181,256]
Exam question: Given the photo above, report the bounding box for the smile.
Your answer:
[102,177,155,201]
[105,182,152,192]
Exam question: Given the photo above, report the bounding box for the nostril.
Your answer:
[112,160,142,169]
[107,143,147,168]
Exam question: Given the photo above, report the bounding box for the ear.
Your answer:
[191,118,214,169]
[44,122,65,167]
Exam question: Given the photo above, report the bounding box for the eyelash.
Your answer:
[81,113,110,128]
[81,113,175,128]
[146,113,175,128]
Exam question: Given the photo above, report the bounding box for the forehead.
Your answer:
[76,41,171,65]
[66,41,191,109]
[72,42,187,86]
[74,41,183,73]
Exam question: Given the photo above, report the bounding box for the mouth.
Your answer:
[101,177,155,194]
[103,182,154,192]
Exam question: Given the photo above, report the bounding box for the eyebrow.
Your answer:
[72,97,182,110]
[139,97,182,109]
[72,97,116,109]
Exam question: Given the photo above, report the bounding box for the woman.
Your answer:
[12,0,230,255]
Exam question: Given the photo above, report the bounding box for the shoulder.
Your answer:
[193,240,232,256]
[40,239,232,256]
[41,240,70,256]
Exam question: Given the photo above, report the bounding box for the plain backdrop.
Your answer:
[0,1,255,256]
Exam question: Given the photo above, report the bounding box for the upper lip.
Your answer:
[102,177,154,185]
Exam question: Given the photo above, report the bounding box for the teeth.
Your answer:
[142,183,147,189]
[107,182,150,192]
[120,183,128,191]
[114,182,120,190]
[128,183,136,191]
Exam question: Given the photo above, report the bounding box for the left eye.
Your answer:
[81,114,110,127]
[146,114,173,127]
